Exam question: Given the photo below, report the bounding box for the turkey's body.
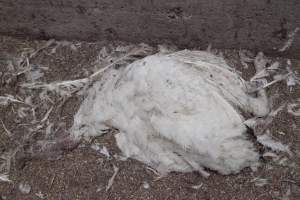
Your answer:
[72,50,269,175]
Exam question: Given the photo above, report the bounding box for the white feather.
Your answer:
[0,174,12,183]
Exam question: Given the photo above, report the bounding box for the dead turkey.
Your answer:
[71,50,271,176]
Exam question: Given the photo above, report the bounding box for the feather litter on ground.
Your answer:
[21,78,90,97]
[35,191,45,199]
[251,177,269,187]
[250,62,279,81]
[18,182,31,194]
[1,37,299,199]
[191,183,203,190]
[142,181,150,189]
[106,165,119,192]
[100,146,110,159]
[0,119,12,137]
[262,152,279,160]
[91,143,111,159]
[249,53,300,92]
[0,95,24,106]
[20,44,153,97]
[0,174,12,183]
[29,39,56,59]
[279,27,299,52]
[40,106,54,123]
[257,131,291,154]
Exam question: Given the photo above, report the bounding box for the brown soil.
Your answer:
[0,36,299,200]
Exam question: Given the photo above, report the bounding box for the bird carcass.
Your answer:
[71,50,270,176]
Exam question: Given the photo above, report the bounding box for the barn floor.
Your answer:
[0,36,299,200]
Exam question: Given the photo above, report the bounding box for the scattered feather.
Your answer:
[286,75,296,88]
[96,185,103,192]
[251,177,269,187]
[191,183,203,190]
[45,123,54,137]
[269,104,286,117]
[278,131,286,136]
[262,152,279,161]
[35,191,45,199]
[146,167,162,178]
[91,143,110,158]
[279,27,299,52]
[17,107,30,118]
[286,67,300,92]
[142,181,150,189]
[249,59,294,91]
[100,146,110,159]
[249,52,287,91]
[29,39,55,58]
[113,154,128,161]
[90,143,100,151]
[268,62,280,70]
[41,106,54,123]
[0,95,24,106]
[250,69,270,82]
[244,104,284,136]
[18,182,31,194]
[257,131,290,154]
[0,174,12,183]
[21,78,89,96]
[0,149,17,176]
[0,119,12,137]
[21,44,153,97]
[90,44,153,82]
[261,73,291,90]
[106,165,119,192]
[250,61,280,82]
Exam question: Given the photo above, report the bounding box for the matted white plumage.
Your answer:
[71,50,270,176]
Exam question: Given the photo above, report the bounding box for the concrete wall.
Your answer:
[0,0,299,57]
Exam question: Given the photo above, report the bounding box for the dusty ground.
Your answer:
[0,36,299,200]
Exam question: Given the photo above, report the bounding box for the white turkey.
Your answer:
[71,50,271,176]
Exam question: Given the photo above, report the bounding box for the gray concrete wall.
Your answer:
[0,0,299,57]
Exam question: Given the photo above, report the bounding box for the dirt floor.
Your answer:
[0,36,299,200]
